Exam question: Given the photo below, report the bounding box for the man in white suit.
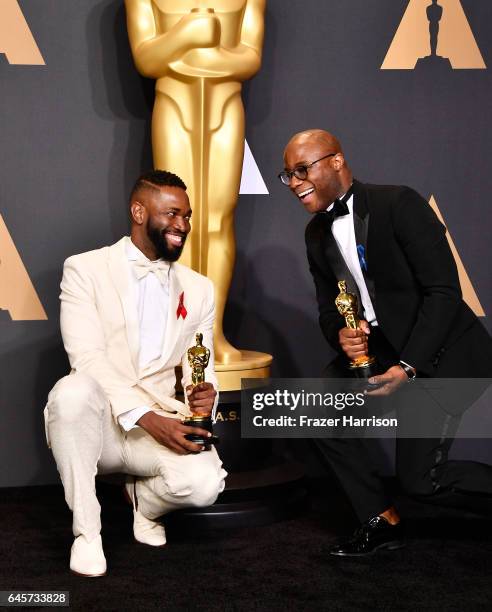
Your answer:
[44,170,227,577]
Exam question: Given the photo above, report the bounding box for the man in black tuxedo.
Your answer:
[280,129,492,556]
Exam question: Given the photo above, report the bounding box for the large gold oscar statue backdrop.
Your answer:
[125,0,271,389]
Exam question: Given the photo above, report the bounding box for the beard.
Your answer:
[147,223,186,262]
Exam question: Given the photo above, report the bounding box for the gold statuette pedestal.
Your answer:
[215,350,272,392]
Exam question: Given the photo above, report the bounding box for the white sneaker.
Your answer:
[69,535,107,577]
[125,479,167,547]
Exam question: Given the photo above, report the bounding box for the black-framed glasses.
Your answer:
[278,153,337,186]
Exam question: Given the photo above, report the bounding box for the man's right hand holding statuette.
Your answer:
[337,325,408,395]
[335,280,376,375]
[335,280,411,394]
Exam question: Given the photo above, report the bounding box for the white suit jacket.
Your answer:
[57,236,217,421]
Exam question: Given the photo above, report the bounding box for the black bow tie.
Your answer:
[332,198,350,218]
[324,186,353,224]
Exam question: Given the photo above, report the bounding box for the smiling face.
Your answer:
[282,130,352,214]
[130,185,191,261]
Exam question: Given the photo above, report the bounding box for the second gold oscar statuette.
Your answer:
[335,280,378,378]
[183,333,219,447]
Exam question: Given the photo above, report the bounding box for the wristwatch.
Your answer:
[399,360,416,381]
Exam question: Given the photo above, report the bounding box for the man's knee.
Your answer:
[47,373,107,424]
[158,457,225,508]
[187,466,224,508]
[398,470,437,498]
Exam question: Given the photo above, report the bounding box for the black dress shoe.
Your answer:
[329,515,405,557]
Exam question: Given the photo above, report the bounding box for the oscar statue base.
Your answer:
[183,415,219,446]
[215,350,273,392]
[349,357,379,380]
[350,363,380,380]
[415,54,452,71]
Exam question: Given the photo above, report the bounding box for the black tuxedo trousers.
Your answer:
[315,322,492,521]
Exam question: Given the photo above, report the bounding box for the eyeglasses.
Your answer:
[278,153,337,186]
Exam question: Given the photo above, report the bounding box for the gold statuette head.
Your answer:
[187,332,211,387]
[335,280,360,330]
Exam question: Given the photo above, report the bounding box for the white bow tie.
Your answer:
[133,259,170,285]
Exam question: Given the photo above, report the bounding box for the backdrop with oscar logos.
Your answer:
[1,0,491,486]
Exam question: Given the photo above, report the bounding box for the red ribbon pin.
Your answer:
[176,291,187,319]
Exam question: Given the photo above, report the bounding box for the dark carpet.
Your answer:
[1,480,491,611]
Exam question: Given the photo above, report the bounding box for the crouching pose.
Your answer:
[44,170,226,576]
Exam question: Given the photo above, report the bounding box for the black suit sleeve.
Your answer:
[392,188,462,372]
[305,231,346,353]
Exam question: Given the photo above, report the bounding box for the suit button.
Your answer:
[432,347,445,366]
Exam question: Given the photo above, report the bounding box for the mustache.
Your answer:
[163,229,186,238]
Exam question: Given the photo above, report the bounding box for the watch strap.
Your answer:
[399,360,416,380]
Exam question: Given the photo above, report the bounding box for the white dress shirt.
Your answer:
[118,238,170,431]
[329,194,378,325]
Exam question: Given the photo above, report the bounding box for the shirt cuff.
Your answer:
[118,405,152,431]
[211,390,219,423]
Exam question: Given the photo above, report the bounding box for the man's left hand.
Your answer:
[365,365,408,397]
[186,382,216,415]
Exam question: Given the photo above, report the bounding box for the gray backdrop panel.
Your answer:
[0,0,490,486]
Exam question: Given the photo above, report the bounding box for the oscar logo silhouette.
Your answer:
[428,195,485,317]
[416,0,452,69]
[125,1,272,391]
[335,281,377,378]
[428,0,442,57]
[183,333,219,447]
[0,214,47,320]
[381,0,486,70]
[0,0,45,65]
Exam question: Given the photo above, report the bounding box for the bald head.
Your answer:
[284,129,343,157]
[282,129,352,214]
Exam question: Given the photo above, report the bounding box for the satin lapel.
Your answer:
[308,215,331,272]
[352,181,376,309]
[108,237,140,373]
[352,180,369,247]
[142,264,185,377]
[322,217,364,317]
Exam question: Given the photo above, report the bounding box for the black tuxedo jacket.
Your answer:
[305,179,491,376]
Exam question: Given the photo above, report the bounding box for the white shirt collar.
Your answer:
[125,237,171,281]
[326,183,354,212]
[125,236,168,265]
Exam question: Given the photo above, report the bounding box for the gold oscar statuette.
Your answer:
[125,0,272,390]
[335,280,377,377]
[183,332,218,446]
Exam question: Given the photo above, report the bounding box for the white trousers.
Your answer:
[44,373,227,541]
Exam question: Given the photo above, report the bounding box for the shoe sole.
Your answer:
[134,537,166,548]
[329,540,406,557]
[70,569,107,578]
